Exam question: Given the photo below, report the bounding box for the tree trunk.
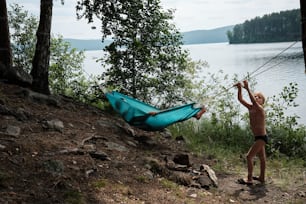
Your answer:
[0,0,12,77]
[31,0,53,95]
[300,0,306,71]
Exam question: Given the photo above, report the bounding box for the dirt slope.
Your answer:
[0,82,305,204]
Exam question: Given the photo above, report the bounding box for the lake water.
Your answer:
[83,41,306,125]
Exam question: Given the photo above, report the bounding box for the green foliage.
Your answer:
[8,3,101,104]
[49,36,85,96]
[8,3,37,72]
[170,71,306,160]
[266,82,299,128]
[266,82,306,157]
[76,0,193,107]
[227,9,300,43]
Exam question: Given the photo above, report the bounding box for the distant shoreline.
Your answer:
[64,25,234,51]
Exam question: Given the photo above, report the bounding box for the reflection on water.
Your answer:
[184,42,306,125]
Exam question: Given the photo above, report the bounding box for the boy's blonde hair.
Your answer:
[254,92,265,104]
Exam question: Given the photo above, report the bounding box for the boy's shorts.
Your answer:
[255,135,268,144]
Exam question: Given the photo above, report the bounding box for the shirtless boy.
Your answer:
[234,80,267,185]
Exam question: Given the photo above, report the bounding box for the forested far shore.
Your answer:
[227,9,300,44]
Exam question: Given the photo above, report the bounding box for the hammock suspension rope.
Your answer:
[208,40,300,101]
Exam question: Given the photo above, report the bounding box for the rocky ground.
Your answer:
[0,82,305,204]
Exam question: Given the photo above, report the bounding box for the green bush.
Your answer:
[170,73,306,160]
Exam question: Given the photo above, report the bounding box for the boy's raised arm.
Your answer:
[234,82,252,109]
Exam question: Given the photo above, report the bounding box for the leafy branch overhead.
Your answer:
[76,0,195,107]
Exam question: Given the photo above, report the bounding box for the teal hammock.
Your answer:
[105,91,203,131]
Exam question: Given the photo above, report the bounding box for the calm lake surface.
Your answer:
[84,41,306,125]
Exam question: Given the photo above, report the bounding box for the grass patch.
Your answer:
[287,199,306,204]
[135,175,149,183]
[169,121,306,190]
[64,190,85,204]
[191,141,305,189]
[112,183,131,195]
[267,158,306,190]
[92,178,131,195]
[159,178,185,199]
[91,179,107,189]
[190,141,305,190]
[160,178,178,190]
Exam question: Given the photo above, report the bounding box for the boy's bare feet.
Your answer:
[148,112,157,116]
[195,107,206,120]
[237,178,253,186]
[253,176,265,183]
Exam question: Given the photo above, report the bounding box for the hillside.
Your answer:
[64,26,234,51]
[1,82,305,203]
[182,25,234,45]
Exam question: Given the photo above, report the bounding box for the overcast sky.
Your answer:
[7,0,300,39]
